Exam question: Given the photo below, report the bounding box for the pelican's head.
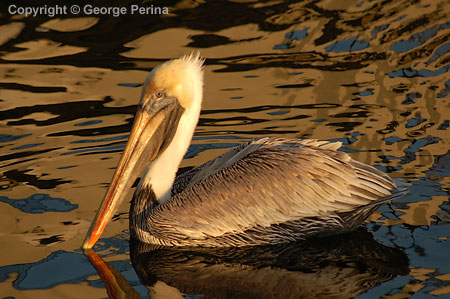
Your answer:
[83,54,204,249]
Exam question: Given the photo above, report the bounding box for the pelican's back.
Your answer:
[131,137,407,246]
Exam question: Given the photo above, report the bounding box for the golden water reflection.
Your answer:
[0,0,449,297]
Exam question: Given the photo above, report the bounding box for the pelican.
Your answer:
[82,53,407,249]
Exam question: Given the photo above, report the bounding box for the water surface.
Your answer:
[0,0,449,298]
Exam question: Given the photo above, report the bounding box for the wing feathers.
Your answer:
[148,137,403,245]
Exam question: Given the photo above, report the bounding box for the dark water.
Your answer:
[0,0,449,298]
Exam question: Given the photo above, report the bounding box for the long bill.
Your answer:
[82,98,183,249]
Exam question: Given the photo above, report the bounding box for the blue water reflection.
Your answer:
[0,194,78,214]
[325,36,370,53]
[388,64,450,78]
[273,28,309,50]
[390,22,450,53]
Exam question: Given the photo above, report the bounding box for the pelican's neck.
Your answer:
[138,101,201,204]
[130,114,200,244]
[133,53,204,207]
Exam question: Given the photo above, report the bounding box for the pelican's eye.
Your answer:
[154,90,164,99]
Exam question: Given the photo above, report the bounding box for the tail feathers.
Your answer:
[353,178,408,212]
[393,178,409,196]
[338,179,408,231]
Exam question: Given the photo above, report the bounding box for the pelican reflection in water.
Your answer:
[85,230,409,299]
[82,54,407,249]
